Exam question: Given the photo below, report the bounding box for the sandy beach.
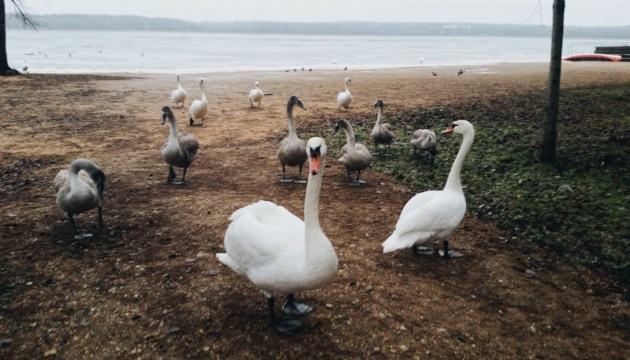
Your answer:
[1,62,629,359]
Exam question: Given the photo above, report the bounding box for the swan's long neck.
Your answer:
[168,116,179,141]
[375,107,384,127]
[200,85,207,102]
[304,162,324,232]
[344,81,351,94]
[343,126,356,147]
[286,103,298,139]
[444,129,475,192]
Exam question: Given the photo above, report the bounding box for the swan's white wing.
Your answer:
[222,201,304,279]
[382,190,466,253]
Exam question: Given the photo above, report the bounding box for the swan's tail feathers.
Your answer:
[216,253,245,276]
[382,233,405,253]
[382,231,421,254]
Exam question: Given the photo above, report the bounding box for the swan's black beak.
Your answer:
[161,112,167,125]
[297,101,307,111]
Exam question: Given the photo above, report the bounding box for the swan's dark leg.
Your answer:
[349,170,366,186]
[189,117,194,126]
[282,294,313,316]
[250,99,254,108]
[268,297,302,336]
[171,167,187,185]
[167,166,177,183]
[69,213,93,240]
[442,240,451,259]
[291,163,306,184]
[97,204,104,228]
[437,240,463,258]
[429,145,437,165]
[68,213,78,234]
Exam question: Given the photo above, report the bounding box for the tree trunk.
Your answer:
[541,0,565,163]
[0,0,15,75]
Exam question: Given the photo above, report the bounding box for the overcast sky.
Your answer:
[7,0,630,27]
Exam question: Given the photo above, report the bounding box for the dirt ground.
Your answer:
[1,63,629,359]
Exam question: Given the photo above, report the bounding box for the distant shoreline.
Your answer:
[7,14,630,38]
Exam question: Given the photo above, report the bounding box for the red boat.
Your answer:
[563,54,623,62]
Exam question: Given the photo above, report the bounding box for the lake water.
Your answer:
[6,30,620,74]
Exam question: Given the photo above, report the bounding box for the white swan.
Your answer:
[382,120,475,258]
[54,159,105,239]
[333,119,373,186]
[188,78,208,126]
[336,77,352,110]
[248,81,264,108]
[277,96,308,182]
[370,99,393,148]
[170,74,187,109]
[410,129,437,163]
[217,137,338,336]
[161,106,199,184]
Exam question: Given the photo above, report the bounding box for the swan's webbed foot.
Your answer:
[74,232,94,241]
[348,179,366,186]
[282,294,313,316]
[272,318,303,336]
[412,245,436,256]
[267,296,303,336]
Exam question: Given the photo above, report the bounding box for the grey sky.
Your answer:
[8,0,630,27]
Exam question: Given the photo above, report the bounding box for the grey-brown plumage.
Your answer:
[332,119,373,185]
[370,100,394,148]
[54,158,105,238]
[277,96,308,182]
[161,106,199,184]
[410,129,437,164]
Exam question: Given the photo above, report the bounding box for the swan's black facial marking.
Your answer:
[374,100,383,108]
[309,145,322,157]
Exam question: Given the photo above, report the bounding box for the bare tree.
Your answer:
[1,0,37,76]
[541,0,565,163]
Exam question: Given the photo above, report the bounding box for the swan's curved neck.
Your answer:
[343,126,356,146]
[200,85,207,101]
[286,104,298,138]
[168,116,179,139]
[345,81,351,93]
[444,129,475,192]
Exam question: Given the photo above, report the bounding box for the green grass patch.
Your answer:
[313,83,630,282]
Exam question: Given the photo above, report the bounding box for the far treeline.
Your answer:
[7,14,630,38]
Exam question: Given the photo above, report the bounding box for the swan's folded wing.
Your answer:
[386,191,466,250]
[53,170,68,195]
[179,134,199,156]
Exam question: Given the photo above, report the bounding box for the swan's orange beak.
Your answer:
[441,125,454,134]
[309,154,321,176]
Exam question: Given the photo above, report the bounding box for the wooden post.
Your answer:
[541,0,565,163]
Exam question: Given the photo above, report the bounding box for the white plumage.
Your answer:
[336,77,352,110]
[169,74,187,108]
[382,120,475,257]
[248,81,264,108]
[188,78,208,126]
[217,137,338,335]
